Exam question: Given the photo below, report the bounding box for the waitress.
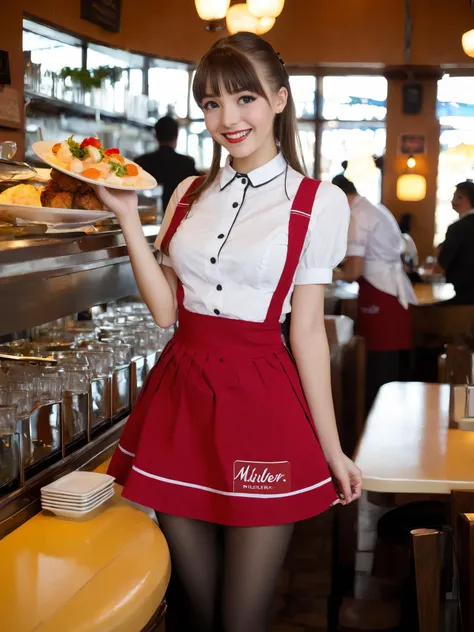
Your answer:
[332,175,417,410]
[99,33,362,632]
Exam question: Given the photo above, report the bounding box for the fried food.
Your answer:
[40,181,73,208]
[50,168,86,192]
[0,184,43,206]
[40,169,103,210]
[73,190,104,211]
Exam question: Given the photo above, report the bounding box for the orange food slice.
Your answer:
[126,164,139,177]
[82,168,101,180]
[52,143,62,155]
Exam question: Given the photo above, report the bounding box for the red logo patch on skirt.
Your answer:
[233,460,291,494]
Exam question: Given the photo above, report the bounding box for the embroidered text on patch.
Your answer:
[233,460,291,494]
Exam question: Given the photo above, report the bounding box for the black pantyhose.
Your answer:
[157,513,294,632]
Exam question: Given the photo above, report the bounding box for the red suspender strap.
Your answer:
[159,176,205,255]
[265,177,321,323]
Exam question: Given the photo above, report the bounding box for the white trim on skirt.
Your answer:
[118,443,333,500]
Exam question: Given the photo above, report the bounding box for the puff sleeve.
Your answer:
[294,181,350,285]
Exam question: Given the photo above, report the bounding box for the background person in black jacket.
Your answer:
[438,180,474,304]
[135,116,198,213]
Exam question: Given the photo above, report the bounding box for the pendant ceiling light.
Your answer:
[247,0,285,19]
[195,0,231,21]
[462,29,474,58]
[226,4,275,35]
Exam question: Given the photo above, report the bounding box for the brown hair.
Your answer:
[160,33,305,256]
[192,32,305,199]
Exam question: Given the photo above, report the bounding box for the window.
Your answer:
[290,76,316,119]
[320,76,387,203]
[322,76,387,121]
[320,123,386,204]
[435,76,474,245]
[23,31,83,75]
[148,67,190,119]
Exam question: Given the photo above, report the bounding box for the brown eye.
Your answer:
[239,95,256,105]
[202,100,218,110]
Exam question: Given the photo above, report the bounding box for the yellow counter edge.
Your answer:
[0,458,171,632]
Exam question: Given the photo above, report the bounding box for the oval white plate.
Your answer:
[0,202,114,226]
[32,140,158,191]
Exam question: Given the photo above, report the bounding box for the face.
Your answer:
[200,66,287,167]
[452,189,472,215]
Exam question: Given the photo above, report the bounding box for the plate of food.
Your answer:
[32,136,157,191]
[0,170,115,226]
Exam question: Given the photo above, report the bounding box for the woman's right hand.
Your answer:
[95,185,139,222]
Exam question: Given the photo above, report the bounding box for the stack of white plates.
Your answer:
[41,471,115,518]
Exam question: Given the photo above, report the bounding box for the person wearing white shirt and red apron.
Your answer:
[99,34,362,632]
[332,175,417,411]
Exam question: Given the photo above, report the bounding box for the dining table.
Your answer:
[324,281,456,319]
[354,381,474,495]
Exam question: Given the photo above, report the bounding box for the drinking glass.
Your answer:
[34,374,63,403]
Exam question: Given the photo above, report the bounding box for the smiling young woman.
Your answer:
[99,32,362,632]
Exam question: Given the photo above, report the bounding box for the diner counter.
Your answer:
[325,280,455,308]
[0,458,170,632]
[0,224,160,337]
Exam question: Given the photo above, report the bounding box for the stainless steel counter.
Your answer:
[0,225,160,336]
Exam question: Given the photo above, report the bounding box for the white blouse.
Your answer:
[346,195,417,308]
[155,153,349,323]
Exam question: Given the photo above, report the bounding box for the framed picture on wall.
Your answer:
[399,133,426,155]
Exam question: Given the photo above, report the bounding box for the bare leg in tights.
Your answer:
[157,512,294,632]
[222,524,294,632]
[158,513,220,631]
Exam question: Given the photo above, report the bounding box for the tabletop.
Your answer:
[324,281,455,306]
[354,382,474,494]
[0,460,170,632]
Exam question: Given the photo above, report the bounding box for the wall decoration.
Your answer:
[399,134,426,155]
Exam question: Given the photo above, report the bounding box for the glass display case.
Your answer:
[0,224,172,535]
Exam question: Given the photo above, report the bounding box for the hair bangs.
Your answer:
[193,46,268,107]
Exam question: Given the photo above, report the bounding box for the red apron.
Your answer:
[107,177,339,527]
[357,277,413,352]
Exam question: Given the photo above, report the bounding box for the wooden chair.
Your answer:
[444,344,474,385]
[410,528,443,632]
[451,490,474,540]
[455,513,474,632]
[330,335,367,612]
[340,296,358,325]
[341,335,366,457]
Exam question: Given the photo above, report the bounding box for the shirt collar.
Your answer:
[219,153,287,190]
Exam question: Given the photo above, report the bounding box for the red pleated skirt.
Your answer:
[108,308,339,526]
